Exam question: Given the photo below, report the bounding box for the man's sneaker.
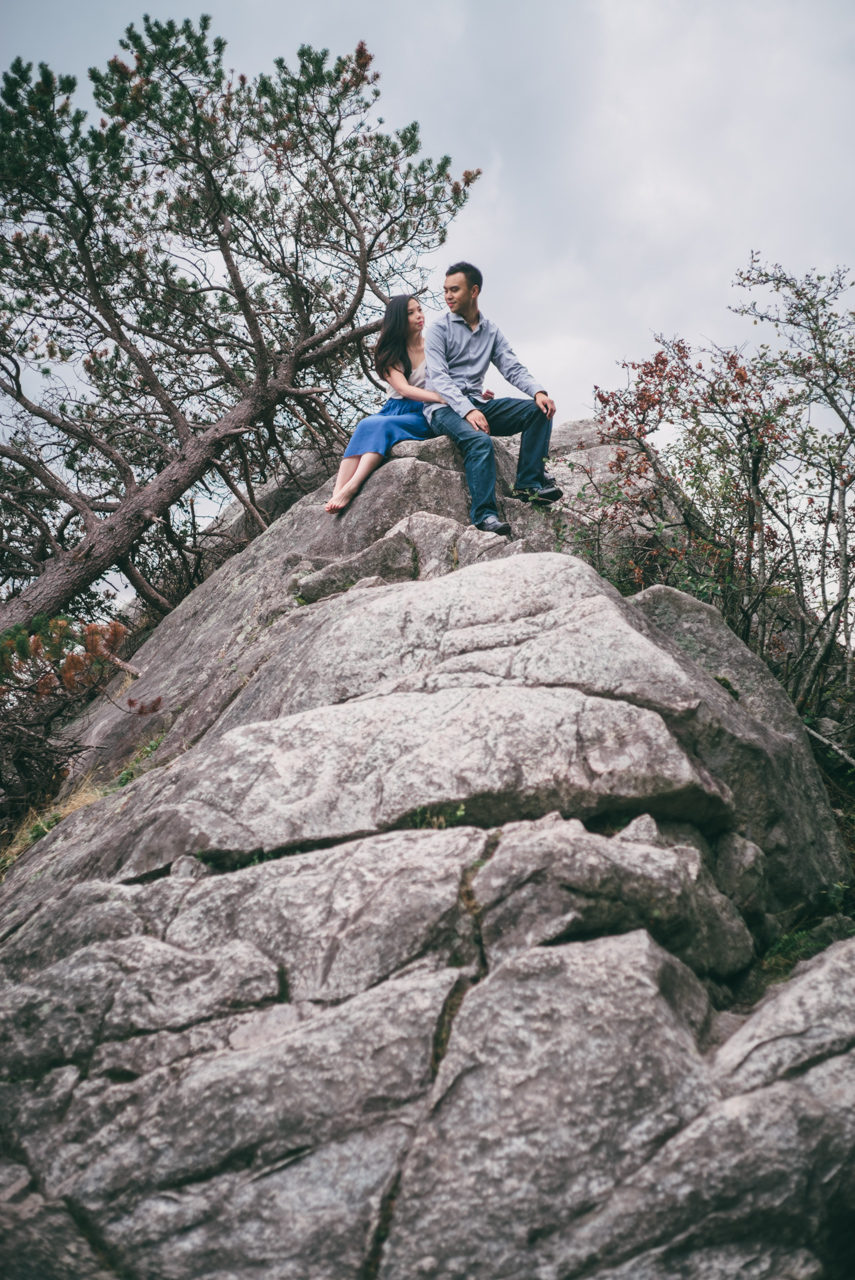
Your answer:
[475,515,512,536]
[512,483,563,504]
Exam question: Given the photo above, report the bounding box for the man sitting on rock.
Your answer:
[424,261,561,536]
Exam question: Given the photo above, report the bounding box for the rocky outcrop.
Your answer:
[65,428,619,784]
[25,551,845,913]
[64,436,510,784]
[633,584,845,899]
[1,423,853,1278]
[199,440,340,574]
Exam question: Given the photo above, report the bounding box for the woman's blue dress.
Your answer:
[343,364,433,457]
[343,397,432,457]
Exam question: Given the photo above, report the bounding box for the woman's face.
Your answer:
[406,299,425,338]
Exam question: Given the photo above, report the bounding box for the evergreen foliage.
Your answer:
[0,16,478,626]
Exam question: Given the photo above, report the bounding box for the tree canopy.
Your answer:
[0,15,478,628]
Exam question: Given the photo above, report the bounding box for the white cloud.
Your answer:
[3,0,855,419]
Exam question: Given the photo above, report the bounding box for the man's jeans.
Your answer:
[430,397,552,525]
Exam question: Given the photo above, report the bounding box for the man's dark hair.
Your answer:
[446,261,483,292]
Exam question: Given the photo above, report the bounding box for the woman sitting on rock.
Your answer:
[325,295,450,513]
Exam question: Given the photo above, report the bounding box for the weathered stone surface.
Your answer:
[294,514,517,604]
[66,451,473,783]
[632,583,846,902]
[0,825,485,1002]
[163,826,487,1002]
[714,936,855,1095]
[538,1050,855,1279]
[506,416,666,538]
[7,682,735,895]
[714,831,770,919]
[388,433,466,470]
[472,814,754,978]
[16,554,843,918]
[632,585,805,741]
[4,968,457,1280]
[65,429,562,785]
[0,877,193,979]
[379,932,855,1280]
[102,1120,417,1280]
[3,431,854,1279]
[380,511,464,578]
[590,1244,823,1279]
[0,936,278,1078]
[382,511,514,578]
[378,932,716,1280]
[295,529,418,603]
[0,1157,114,1280]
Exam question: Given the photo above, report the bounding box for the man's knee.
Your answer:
[522,400,546,428]
[465,430,494,457]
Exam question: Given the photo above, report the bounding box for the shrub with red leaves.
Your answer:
[0,615,136,840]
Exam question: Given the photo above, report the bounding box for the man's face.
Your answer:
[444,272,478,313]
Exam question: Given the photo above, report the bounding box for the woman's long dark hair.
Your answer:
[374,294,416,380]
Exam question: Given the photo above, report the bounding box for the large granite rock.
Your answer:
[472,813,754,979]
[632,584,844,901]
[2,431,853,1278]
[16,554,845,922]
[379,935,855,1280]
[67,437,512,783]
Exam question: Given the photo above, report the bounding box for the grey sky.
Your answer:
[3,0,855,418]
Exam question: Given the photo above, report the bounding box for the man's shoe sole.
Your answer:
[512,487,563,504]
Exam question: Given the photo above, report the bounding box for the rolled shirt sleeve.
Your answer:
[424,322,476,420]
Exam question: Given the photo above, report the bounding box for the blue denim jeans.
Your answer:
[430,397,553,525]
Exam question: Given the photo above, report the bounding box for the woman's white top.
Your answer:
[387,359,427,399]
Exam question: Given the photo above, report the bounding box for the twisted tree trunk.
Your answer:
[0,397,262,631]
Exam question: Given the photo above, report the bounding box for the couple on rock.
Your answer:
[325,262,560,535]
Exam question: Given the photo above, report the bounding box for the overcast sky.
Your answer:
[3,0,855,419]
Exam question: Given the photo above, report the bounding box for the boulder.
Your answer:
[3,680,733,898]
[714,935,855,1095]
[67,447,476,782]
[68,433,537,783]
[0,1156,115,1280]
[378,932,716,1280]
[472,813,754,979]
[2,430,854,1279]
[295,530,419,603]
[68,424,593,786]
[632,585,846,906]
[378,935,855,1280]
[19,554,845,921]
[1,968,459,1280]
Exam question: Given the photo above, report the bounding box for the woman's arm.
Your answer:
[384,366,445,405]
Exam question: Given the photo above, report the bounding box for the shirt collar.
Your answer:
[450,310,486,331]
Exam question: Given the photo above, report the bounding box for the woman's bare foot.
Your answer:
[325,481,359,512]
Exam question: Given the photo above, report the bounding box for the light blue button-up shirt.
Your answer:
[423,310,545,423]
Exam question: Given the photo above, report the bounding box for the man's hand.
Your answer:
[465,408,490,433]
[535,391,556,420]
